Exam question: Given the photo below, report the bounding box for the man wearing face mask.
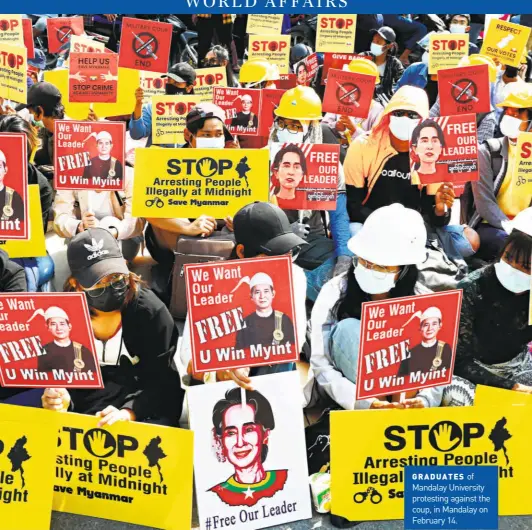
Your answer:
[130,63,196,147]
[470,84,532,260]
[447,15,479,54]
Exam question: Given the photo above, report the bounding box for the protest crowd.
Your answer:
[0,12,531,530]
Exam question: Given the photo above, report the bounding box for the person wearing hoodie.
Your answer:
[344,85,453,235]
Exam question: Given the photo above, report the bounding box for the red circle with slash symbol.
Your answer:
[132,32,159,59]
[336,82,361,105]
[451,78,478,104]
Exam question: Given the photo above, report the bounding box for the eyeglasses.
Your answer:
[84,275,128,298]
[353,257,401,279]
[276,119,304,133]
[391,110,420,119]
[204,60,221,67]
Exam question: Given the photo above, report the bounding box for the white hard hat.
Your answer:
[0,150,6,164]
[502,207,532,237]
[44,306,69,321]
[348,204,427,266]
[420,306,442,322]
[96,131,113,142]
[249,272,274,290]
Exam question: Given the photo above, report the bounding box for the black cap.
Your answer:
[370,26,396,43]
[15,81,62,111]
[67,228,129,288]
[161,62,197,85]
[233,202,307,256]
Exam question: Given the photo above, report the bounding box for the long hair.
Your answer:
[0,115,40,160]
[499,229,532,272]
[334,263,419,321]
[410,119,446,171]
[270,143,308,195]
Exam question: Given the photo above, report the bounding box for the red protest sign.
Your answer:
[68,52,118,103]
[119,17,172,73]
[321,52,371,84]
[0,292,102,389]
[47,17,84,54]
[323,68,375,119]
[259,88,284,137]
[213,87,262,136]
[356,290,462,401]
[278,73,297,89]
[0,133,28,240]
[409,114,479,186]
[185,256,299,374]
[438,64,491,116]
[294,52,319,86]
[270,142,340,210]
[54,121,125,191]
[22,18,34,59]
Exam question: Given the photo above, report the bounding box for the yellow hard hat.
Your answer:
[239,58,280,83]
[345,58,380,83]
[274,85,323,121]
[496,83,532,109]
[458,54,497,83]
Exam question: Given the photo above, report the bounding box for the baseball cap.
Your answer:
[15,81,62,111]
[233,202,308,256]
[370,26,396,43]
[186,102,233,141]
[67,227,129,288]
[162,62,197,85]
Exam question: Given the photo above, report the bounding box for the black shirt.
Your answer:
[82,156,124,182]
[398,341,452,376]
[39,341,97,373]
[230,112,258,132]
[235,311,295,350]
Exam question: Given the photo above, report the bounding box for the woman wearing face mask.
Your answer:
[41,228,184,427]
[453,207,532,394]
[470,84,532,260]
[304,204,444,410]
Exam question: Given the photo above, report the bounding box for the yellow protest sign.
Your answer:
[151,94,209,145]
[510,132,532,213]
[53,412,194,529]
[474,384,532,407]
[0,15,23,45]
[44,67,139,119]
[248,34,291,74]
[246,14,284,35]
[428,34,469,74]
[0,404,58,530]
[132,148,270,218]
[481,18,531,67]
[0,43,26,104]
[0,185,46,258]
[194,66,226,100]
[140,70,166,103]
[331,405,532,521]
[316,15,357,53]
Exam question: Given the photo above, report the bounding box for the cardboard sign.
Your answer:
[70,34,105,54]
[437,64,491,116]
[474,384,532,407]
[356,290,462,401]
[510,132,532,203]
[188,371,312,530]
[270,143,339,211]
[132,148,270,219]
[0,293,102,389]
[0,404,58,530]
[185,256,298,373]
[54,121,126,191]
[321,52,371,85]
[481,18,531,67]
[140,70,166,103]
[0,185,45,258]
[246,14,284,35]
[119,17,172,74]
[68,52,118,103]
[0,133,28,240]
[428,33,469,75]
[194,66,227,100]
[331,404,532,521]
[151,94,207,145]
[248,35,290,74]
[47,17,84,54]
[294,52,319,87]
[213,87,262,137]
[278,73,297,90]
[259,88,284,137]
[409,114,479,186]
[0,14,23,45]
[22,18,34,60]
[316,15,357,53]
[0,43,27,104]
[53,412,194,529]
[323,68,375,119]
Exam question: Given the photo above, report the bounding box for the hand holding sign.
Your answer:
[41,387,70,411]
[434,183,455,216]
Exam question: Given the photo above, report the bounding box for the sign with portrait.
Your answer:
[213,87,263,137]
[293,53,319,87]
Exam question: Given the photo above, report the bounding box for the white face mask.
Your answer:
[449,24,466,34]
[494,259,530,293]
[354,263,397,295]
[389,115,416,142]
[421,51,429,66]
[195,136,225,149]
[370,43,385,56]
[500,115,526,140]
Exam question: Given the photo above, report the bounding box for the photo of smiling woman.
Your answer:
[271,144,308,209]
[410,119,446,183]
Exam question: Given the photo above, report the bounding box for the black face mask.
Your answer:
[86,279,128,312]
[166,84,188,95]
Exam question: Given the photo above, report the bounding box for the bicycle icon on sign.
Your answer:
[516,175,529,187]
[353,487,382,505]
[145,197,164,208]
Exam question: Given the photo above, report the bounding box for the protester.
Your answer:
[202,44,239,87]
[446,14,479,54]
[382,15,428,66]
[195,14,237,72]
[239,57,280,89]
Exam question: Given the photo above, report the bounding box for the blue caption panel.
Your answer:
[404,466,498,530]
